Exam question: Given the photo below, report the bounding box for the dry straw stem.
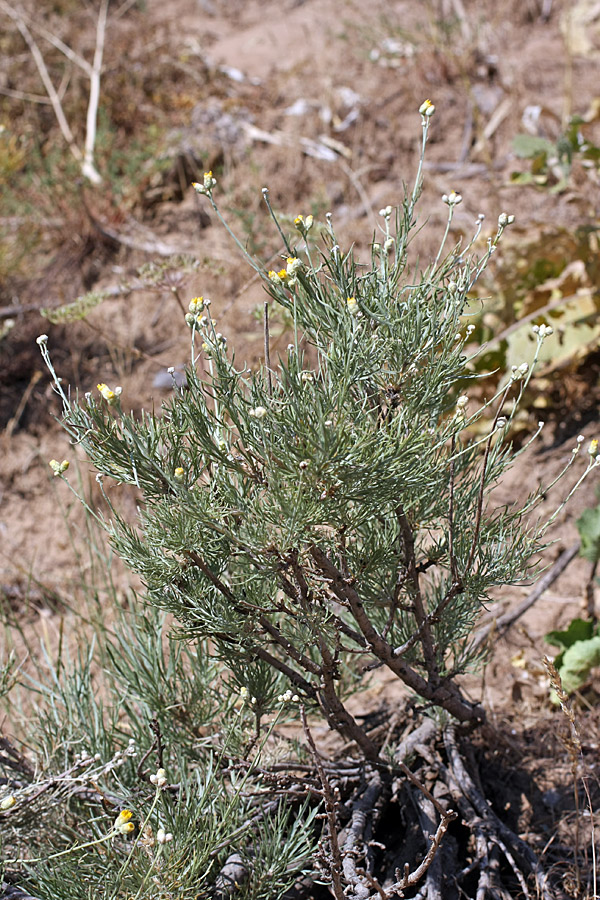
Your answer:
[0,0,109,184]
[543,655,597,899]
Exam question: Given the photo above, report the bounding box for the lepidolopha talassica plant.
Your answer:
[12,100,596,899]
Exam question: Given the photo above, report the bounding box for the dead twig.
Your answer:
[443,725,555,900]
[341,771,383,900]
[300,706,345,900]
[413,789,443,900]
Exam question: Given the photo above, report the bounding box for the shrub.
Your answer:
[3,101,597,899]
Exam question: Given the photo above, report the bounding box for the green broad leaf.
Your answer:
[505,291,600,374]
[546,616,594,649]
[510,171,536,184]
[582,144,600,162]
[546,617,594,662]
[512,134,556,159]
[556,634,600,696]
[577,505,600,563]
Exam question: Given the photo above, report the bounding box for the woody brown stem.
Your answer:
[310,544,484,722]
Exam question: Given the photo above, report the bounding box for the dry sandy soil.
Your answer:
[1,0,600,893]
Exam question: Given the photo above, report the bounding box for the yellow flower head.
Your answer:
[294,214,314,235]
[49,459,70,476]
[419,99,435,116]
[97,383,122,406]
[588,439,598,457]
[268,268,289,285]
[114,809,135,834]
[192,171,217,195]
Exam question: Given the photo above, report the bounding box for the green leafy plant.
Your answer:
[544,491,600,700]
[545,617,600,699]
[511,118,600,194]
[4,102,598,899]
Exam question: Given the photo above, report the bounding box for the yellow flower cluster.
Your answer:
[49,459,70,477]
[97,383,122,406]
[419,99,435,117]
[268,256,302,287]
[192,171,217,195]
[113,809,135,835]
[294,214,314,235]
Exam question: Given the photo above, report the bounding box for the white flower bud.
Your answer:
[249,406,267,419]
[150,768,168,788]
[419,99,435,116]
[442,190,462,206]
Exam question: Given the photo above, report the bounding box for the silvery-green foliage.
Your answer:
[15,106,596,897]
[46,117,588,737]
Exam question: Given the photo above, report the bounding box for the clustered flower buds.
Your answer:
[294,214,314,235]
[511,362,529,381]
[192,171,217,195]
[97,383,122,406]
[419,99,435,117]
[498,213,516,228]
[249,406,267,419]
[268,268,289,285]
[186,296,210,328]
[277,689,300,703]
[157,828,174,845]
[285,256,302,285]
[532,323,553,339]
[150,768,168,788]
[442,190,462,206]
[49,459,69,476]
[113,809,135,835]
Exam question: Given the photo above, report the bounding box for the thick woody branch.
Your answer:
[186,550,322,677]
[310,544,484,722]
[396,506,438,681]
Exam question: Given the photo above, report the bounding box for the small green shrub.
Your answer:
[3,102,597,899]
